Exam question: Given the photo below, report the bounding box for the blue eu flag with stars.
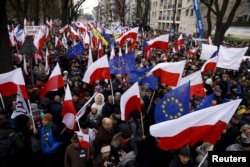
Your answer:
[195,93,214,111]
[127,66,159,90]
[66,41,85,59]
[109,52,135,74]
[154,81,190,123]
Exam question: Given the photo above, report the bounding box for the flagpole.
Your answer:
[0,92,5,109]
[27,99,35,128]
[146,90,155,114]
[109,79,115,104]
[140,112,145,136]
[197,145,214,167]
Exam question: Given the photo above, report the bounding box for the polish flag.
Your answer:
[201,56,218,74]
[46,19,54,29]
[110,46,116,59]
[120,82,142,121]
[33,29,45,55]
[150,99,242,150]
[148,60,186,87]
[40,62,64,98]
[187,47,197,56]
[0,68,28,99]
[76,131,90,149]
[62,84,77,130]
[55,36,61,47]
[69,26,79,40]
[98,40,103,58]
[84,31,90,45]
[59,24,69,34]
[75,22,87,33]
[179,71,205,97]
[145,34,169,54]
[117,27,139,47]
[174,33,184,52]
[82,55,111,84]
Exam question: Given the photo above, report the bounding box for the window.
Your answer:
[185,9,189,16]
[190,9,194,16]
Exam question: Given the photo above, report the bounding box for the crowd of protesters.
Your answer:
[0,22,250,167]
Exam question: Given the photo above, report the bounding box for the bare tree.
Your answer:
[200,0,242,46]
[113,0,127,25]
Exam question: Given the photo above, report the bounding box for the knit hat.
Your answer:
[101,145,111,153]
[237,105,247,115]
[179,146,191,157]
[71,134,79,143]
[43,113,52,122]
[91,103,98,109]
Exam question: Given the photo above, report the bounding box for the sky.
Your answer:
[81,0,98,14]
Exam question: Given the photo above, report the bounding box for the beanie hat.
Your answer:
[101,145,111,153]
[91,103,98,109]
[179,146,191,157]
[43,113,53,122]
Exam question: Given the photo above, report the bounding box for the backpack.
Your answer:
[0,130,15,161]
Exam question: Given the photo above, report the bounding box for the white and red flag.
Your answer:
[144,34,169,54]
[75,22,87,33]
[150,99,242,150]
[59,24,69,34]
[200,56,218,74]
[0,68,28,99]
[148,60,186,87]
[207,36,213,45]
[40,62,64,98]
[120,82,142,121]
[217,45,248,70]
[33,29,45,55]
[69,25,79,40]
[174,33,184,52]
[200,44,218,60]
[75,131,90,149]
[117,27,139,51]
[82,55,111,85]
[179,70,205,97]
[62,84,77,130]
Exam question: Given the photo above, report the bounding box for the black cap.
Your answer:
[179,146,191,157]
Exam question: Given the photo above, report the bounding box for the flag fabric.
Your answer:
[82,55,111,85]
[59,24,69,34]
[40,62,64,98]
[75,131,90,149]
[200,44,218,60]
[117,27,139,50]
[142,38,148,57]
[145,34,169,54]
[62,84,77,130]
[66,41,85,59]
[69,25,79,40]
[0,68,28,99]
[44,48,50,75]
[75,22,87,33]
[87,46,93,68]
[75,92,97,121]
[127,66,159,90]
[101,29,115,47]
[174,33,184,52]
[217,45,248,70]
[120,82,142,121]
[33,29,45,54]
[200,56,218,74]
[11,85,29,119]
[90,26,109,46]
[179,71,205,97]
[194,93,214,111]
[154,81,190,124]
[109,52,135,74]
[147,60,186,87]
[150,99,242,150]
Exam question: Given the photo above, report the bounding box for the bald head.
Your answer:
[102,118,113,131]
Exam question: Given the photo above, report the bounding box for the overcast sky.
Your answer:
[81,0,98,14]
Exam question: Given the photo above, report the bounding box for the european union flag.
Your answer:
[127,66,159,90]
[66,41,85,59]
[154,81,190,123]
[194,93,214,111]
[109,52,135,74]
[142,38,148,57]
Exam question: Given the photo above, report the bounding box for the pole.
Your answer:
[0,92,5,109]
[146,90,155,114]
[28,99,35,128]
[109,79,115,104]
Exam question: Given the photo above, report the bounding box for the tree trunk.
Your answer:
[0,0,14,73]
[61,0,68,26]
